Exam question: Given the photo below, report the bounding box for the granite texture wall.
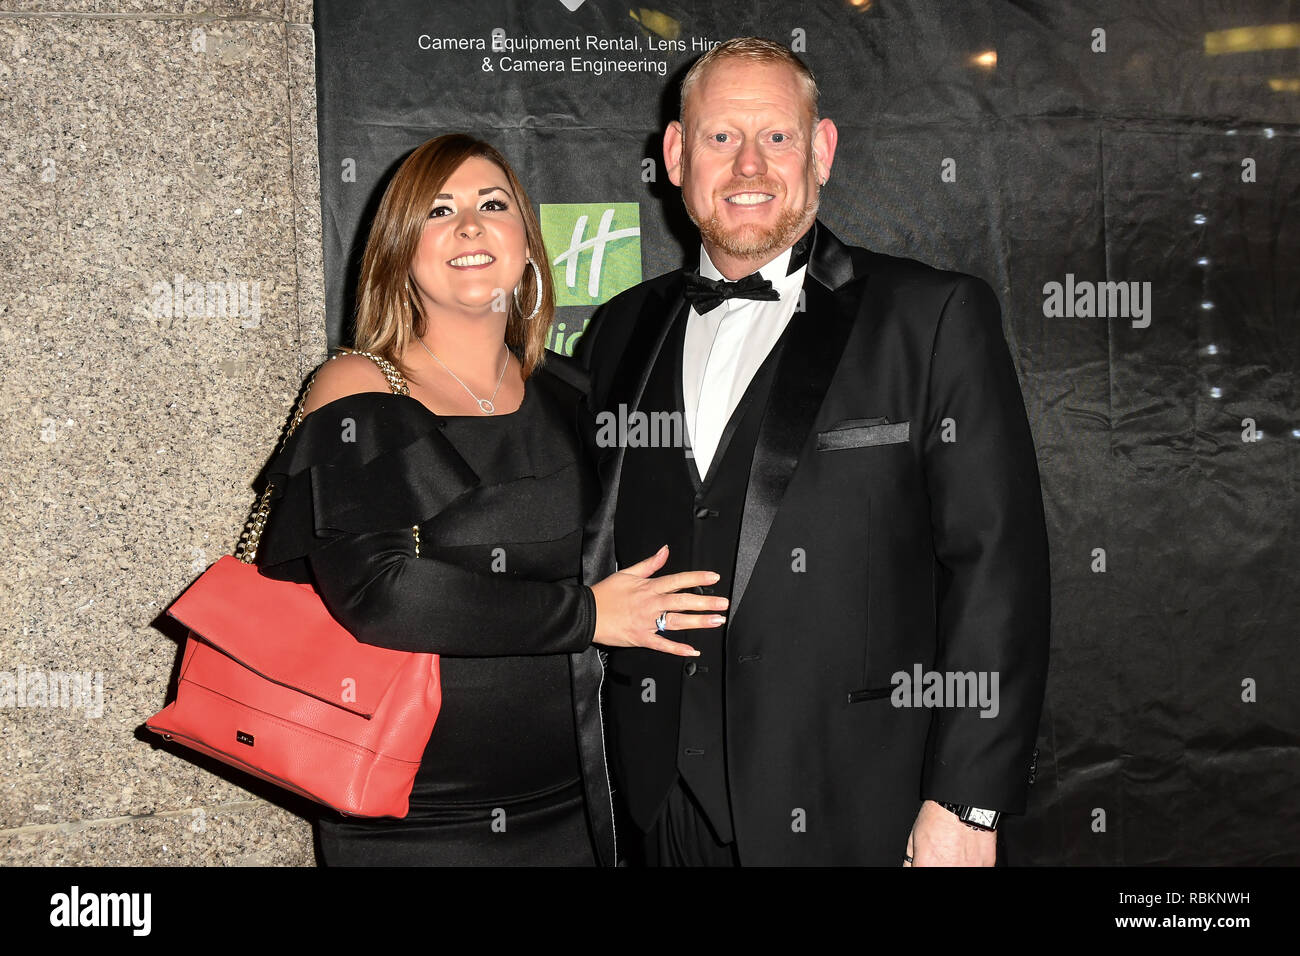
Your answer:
[1,1,326,865]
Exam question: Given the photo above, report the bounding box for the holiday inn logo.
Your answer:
[541,202,642,306]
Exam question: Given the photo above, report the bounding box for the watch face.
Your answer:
[967,807,997,827]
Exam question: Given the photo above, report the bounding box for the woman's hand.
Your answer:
[590,546,727,656]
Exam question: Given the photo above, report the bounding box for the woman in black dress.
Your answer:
[251,135,727,865]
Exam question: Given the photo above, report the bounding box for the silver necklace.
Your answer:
[416,337,510,415]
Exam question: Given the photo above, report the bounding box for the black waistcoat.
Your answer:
[614,305,787,844]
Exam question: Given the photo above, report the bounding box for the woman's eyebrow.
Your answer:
[434,186,512,199]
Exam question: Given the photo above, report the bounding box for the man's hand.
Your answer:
[904,800,997,867]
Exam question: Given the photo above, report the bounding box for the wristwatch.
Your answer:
[939,802,1000,831]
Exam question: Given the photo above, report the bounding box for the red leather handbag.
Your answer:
[147,351,440,818]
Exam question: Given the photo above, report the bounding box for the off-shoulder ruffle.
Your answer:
[253,359,591,569]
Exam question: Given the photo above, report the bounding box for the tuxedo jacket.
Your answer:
[575,222,1051,865]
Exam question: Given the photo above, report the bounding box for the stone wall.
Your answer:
[0,0,326,865]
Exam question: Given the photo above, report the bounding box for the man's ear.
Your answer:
[663,121,684,188]
[812,117,838,184]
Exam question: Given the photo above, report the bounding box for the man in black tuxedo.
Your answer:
[575,37,1050,866]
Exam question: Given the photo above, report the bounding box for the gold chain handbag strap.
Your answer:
[235,349,414,564]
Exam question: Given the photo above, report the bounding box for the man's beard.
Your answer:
[685,176,819,263]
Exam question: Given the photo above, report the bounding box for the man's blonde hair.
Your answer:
[679,37,820,127]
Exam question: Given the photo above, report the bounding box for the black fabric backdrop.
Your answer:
[313,0,1299,865]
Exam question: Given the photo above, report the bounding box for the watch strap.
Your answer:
[938,802,1001,831]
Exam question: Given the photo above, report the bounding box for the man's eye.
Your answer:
[771,133,788,143]
[712,133,729,143]
[481,198,508,211]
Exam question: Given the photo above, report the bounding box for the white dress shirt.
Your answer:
[682,244,807,479]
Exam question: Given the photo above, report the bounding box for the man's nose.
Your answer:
[733,139,766,178]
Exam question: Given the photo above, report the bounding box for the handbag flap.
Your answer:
[167,555,423,718]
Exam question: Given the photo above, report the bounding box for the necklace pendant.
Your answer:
[478,398,496,415]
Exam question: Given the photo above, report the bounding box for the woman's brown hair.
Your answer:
[351,134,554,380]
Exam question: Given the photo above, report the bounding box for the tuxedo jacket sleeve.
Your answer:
[918,275,1050,811]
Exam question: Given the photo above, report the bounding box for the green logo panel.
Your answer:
[540,202,642,306]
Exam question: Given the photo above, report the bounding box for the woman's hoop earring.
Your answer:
[513,257,543,322]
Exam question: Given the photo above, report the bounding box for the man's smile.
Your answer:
[725,192,775,206]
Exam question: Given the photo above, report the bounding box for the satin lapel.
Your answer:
[582,281,688,583]
[569,645,617,865]
[730,277,860,619]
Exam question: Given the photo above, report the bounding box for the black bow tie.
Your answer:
[683,270,780,314]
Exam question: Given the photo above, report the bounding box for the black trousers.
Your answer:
[635,773,739,867]
[626,774,1012,866]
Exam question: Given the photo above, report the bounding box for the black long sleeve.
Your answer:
[253,382,601,660]
[919,276,1051,812]
[308,527,596,657]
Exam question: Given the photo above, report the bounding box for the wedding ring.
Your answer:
[655,611,668,632]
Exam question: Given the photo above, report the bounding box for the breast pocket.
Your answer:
[816,418,910,452]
